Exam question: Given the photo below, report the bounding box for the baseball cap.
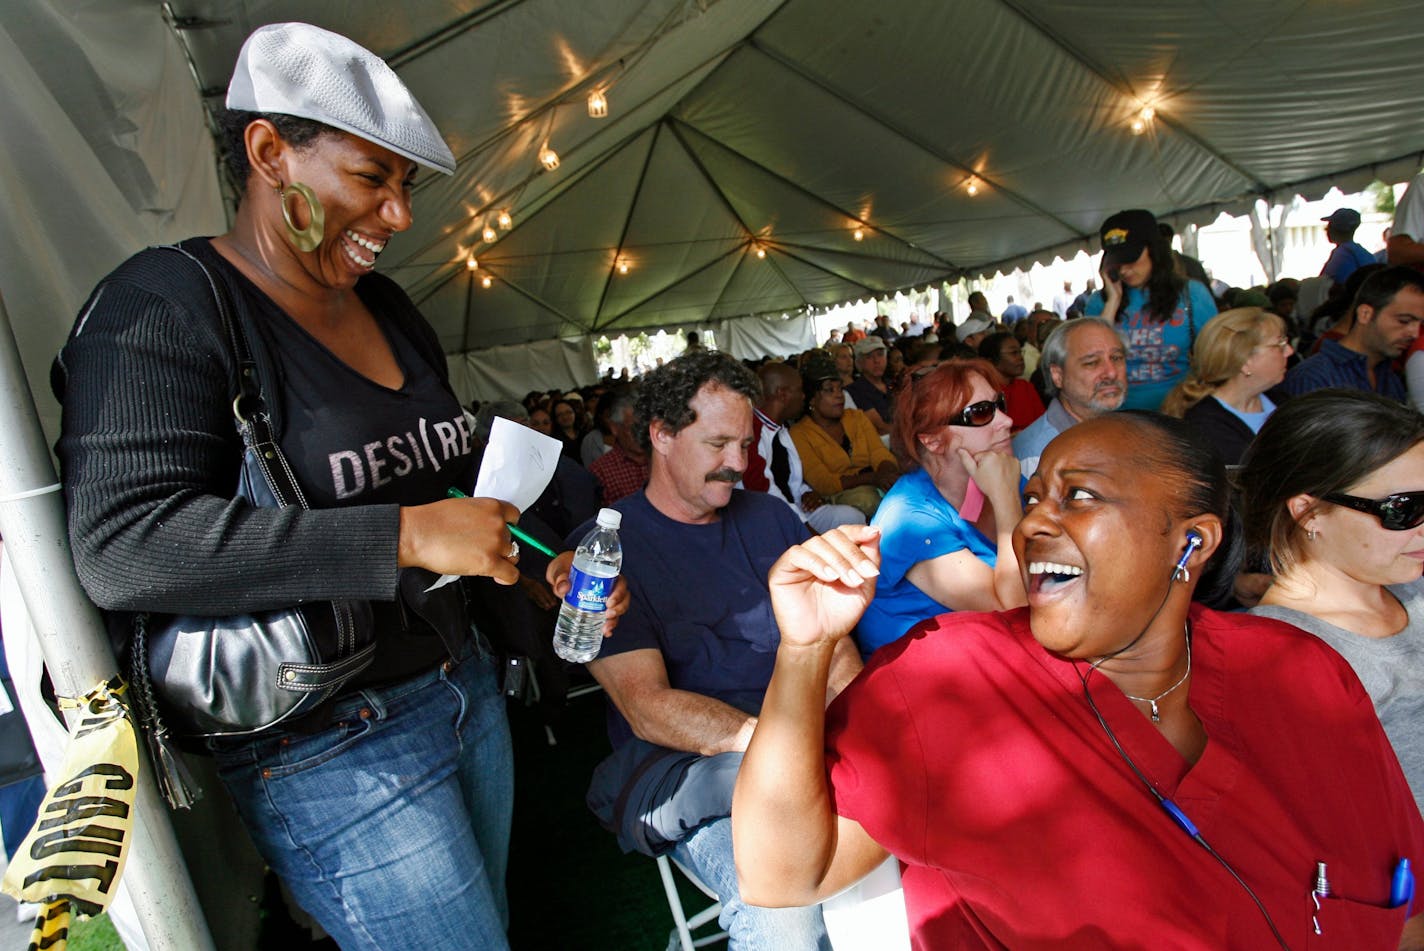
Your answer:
[1099,209,1158,267]
[801,352,840,384]
[228,22,456,175]
[853,337,887,357]
[958,315,994,338]
[1321,208,1362,230]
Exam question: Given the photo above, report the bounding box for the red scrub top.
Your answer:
[825,606,1424,949]
[1001,377,1045,433]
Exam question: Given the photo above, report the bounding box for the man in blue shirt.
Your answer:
[1013,317,1129,472]
[1320,208,1377,286]
[580,351,861,949]
[1285,266,1424,400]
[1001,295,1028,324]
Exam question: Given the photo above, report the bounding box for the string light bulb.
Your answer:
[617,259,630,275]
[497,209,513,230]
[538,142,561,171]
[466,255,478,270]
[481,275,493,289]
[965,177,980,196]
[587,90,609,118]
[1131,105,1155,135]
[755,246,766,259]
[852,227,865,242]
[482,223,498,243]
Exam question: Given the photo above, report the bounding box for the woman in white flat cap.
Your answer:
[51,22,624,949]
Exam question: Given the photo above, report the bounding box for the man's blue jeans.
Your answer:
[673,815,831,951]
[210,646,514,950]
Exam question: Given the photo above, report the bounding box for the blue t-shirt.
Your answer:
[1087,280,1218,411]
[1322,241,1376,284]
[571,490,808,748]
[855,468,997,656]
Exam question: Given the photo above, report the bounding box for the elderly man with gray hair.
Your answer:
[1011,317,1129,473]
[588,391,651,505]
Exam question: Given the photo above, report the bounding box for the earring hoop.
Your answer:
[278,181,324,252]
[1306,528,1318,541]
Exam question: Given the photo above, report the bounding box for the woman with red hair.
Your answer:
[853,359,1027,655]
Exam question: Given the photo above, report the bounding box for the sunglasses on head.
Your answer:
[948,394,1007,427]
[1323,490,1424,531]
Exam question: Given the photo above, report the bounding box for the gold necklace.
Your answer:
[1120,635,1192,723]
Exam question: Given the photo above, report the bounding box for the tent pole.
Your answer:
[0,290,215,951]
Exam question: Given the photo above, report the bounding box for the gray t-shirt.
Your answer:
[1250,578,1424,816]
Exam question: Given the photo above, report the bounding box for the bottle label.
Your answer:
[564,566,613,613]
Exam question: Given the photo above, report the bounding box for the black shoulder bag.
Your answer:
[128,247,376,806]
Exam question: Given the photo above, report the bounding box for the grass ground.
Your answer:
[26,688,713,951]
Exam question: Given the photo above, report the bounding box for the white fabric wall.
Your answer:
[447,336,600,404]
[0,2,225,444]
[715,313,817,361]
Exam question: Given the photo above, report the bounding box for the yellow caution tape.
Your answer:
[1,677,138,951]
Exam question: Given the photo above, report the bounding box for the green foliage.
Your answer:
[1368,179,1396,216]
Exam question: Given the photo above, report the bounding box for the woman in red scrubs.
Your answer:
[733,412,1424,950]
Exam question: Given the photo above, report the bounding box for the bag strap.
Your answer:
[159,245,308,509]
[128,246,316,806]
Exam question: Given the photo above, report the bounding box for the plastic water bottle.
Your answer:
[554,508,623,663]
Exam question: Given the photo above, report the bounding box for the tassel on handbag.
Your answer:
[128,613,200,810]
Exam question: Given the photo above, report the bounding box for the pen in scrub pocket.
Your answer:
[445,487,558,557]
[1391,858,1415,910]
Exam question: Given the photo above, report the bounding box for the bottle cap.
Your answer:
[596,508,622,530]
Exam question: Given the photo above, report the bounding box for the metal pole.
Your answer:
[0,290,215,951]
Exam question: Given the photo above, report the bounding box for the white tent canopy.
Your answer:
[5,0,1424,425]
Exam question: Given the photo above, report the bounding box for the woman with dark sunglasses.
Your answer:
[852,358,1027,656]
[1240,390,1424,812]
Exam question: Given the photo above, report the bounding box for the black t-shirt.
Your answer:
[216,254,477,688]
[259,297,475,509]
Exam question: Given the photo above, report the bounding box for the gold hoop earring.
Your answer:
[278,182,324,252]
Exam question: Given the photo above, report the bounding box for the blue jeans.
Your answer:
[210,646,514,950]
[673,817,830,951]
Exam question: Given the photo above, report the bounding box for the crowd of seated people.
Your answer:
[470,201,1424,950]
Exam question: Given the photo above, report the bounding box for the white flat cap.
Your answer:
[227,22,455,175]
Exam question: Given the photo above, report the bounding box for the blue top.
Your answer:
[1283,338,1407,401]
[1011,397,1076,468]
[570,489,808,748]
[1322,241,1377,284]
[1086,280,1218,411]
[1218,392,1276,433]
[854,467,998,656]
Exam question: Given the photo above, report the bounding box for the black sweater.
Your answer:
[53,240,427,617]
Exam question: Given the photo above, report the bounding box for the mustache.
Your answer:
[705,468,743,484]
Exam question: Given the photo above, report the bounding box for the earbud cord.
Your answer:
[1075,575,1292,951]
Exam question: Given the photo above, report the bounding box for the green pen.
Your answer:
[445,487,559,557]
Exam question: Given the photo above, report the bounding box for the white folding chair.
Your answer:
[822,856,912,951]
[655,853,728,951]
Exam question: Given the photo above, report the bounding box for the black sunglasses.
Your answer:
[1323,491,1424,531]
[948,394,1007,427]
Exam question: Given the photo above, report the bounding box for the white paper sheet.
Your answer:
[473,417,562,513]
[427,418,562,590]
